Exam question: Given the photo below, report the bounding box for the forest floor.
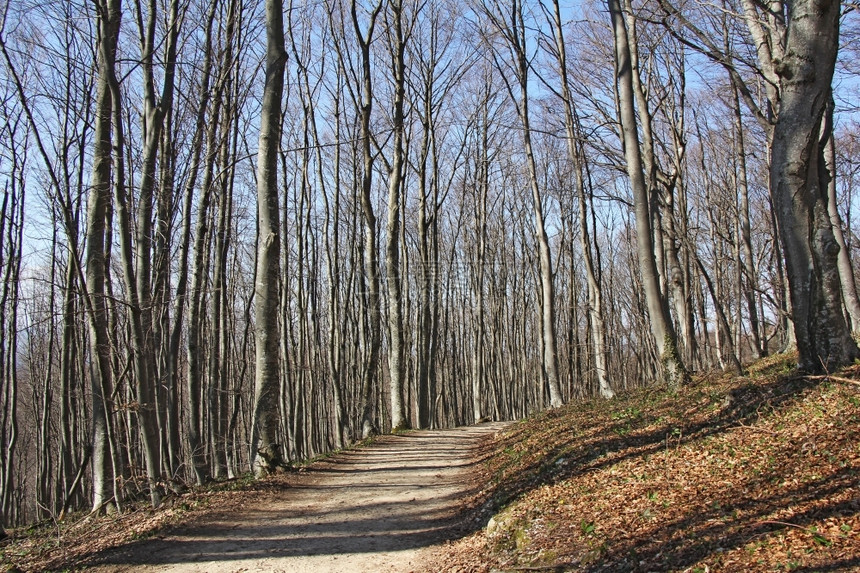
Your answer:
[0,423,509,572]
[2,353,859,572]
[430,354,860,572]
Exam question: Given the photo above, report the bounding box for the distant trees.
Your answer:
[0,0,856,530]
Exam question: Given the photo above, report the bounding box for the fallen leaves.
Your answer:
[430,354,860,572]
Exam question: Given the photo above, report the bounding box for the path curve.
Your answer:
[90,422,509,572]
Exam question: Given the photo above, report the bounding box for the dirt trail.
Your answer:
[89,423,508,572]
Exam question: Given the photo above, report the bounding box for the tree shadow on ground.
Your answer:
[479,371,859,572]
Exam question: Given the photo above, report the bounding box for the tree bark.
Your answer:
[769,0,859,372]
[385,0,408,431]
[823,110,860,334]
[352,0,383,439]
[252,0,287,476]
[608,0,688,390]
[87,0,121,513]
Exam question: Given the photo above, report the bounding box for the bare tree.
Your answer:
[769,0,859,370]
[383,0,410,430]
[824,103,860,333]
[82,0,123,513]
[348,0,383,438]
[252,0,288,475]
[543,0,614,399]
[608,0,688,389]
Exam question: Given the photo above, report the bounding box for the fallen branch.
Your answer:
[805,375,860,388]
[733,422,779,436]
[751,519,833,545]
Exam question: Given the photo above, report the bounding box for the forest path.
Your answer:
[88,422,509,572]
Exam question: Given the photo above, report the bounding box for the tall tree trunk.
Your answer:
[210,0,239,479]
[169,0,218,486]
[416,95,434,429]
[823,108,860,333]
[731,81,765,358]
[38,222,57,518]
[352,0,383,439]
[547,0,614,399]
[472,98,490,419]
[251,0,287,476]
[385,0,408,431]
[488,0,563,407]
[87,0,121,512]
[608,0,688,389]
[120,0,181,507]
[154,111,180,481]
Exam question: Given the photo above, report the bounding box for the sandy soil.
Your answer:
[86,423,508,573]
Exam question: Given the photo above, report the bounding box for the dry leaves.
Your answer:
[432,355,860,572]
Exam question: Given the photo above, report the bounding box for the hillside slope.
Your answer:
[431,355,860,572]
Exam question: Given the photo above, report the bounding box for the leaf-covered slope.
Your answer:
[433,355,860,572]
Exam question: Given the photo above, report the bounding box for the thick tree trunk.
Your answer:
[770,0,859,372]
[353,0,383,439]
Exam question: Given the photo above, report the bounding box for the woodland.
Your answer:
[0,0,858,540]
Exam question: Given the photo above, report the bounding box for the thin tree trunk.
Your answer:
[167,0,218,486]
[385,0,408,431]
[608,0,688,389]
[251,0,287,476]
[547,0,614,399]
[209,0,239,478]
[731,81,764,358]
[488,0,563,407]
[824,111,860,333]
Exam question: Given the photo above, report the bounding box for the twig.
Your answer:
[806,375,860,388]
[509,564,577,572]
[733,422,779,436]
[751,520,833,543]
